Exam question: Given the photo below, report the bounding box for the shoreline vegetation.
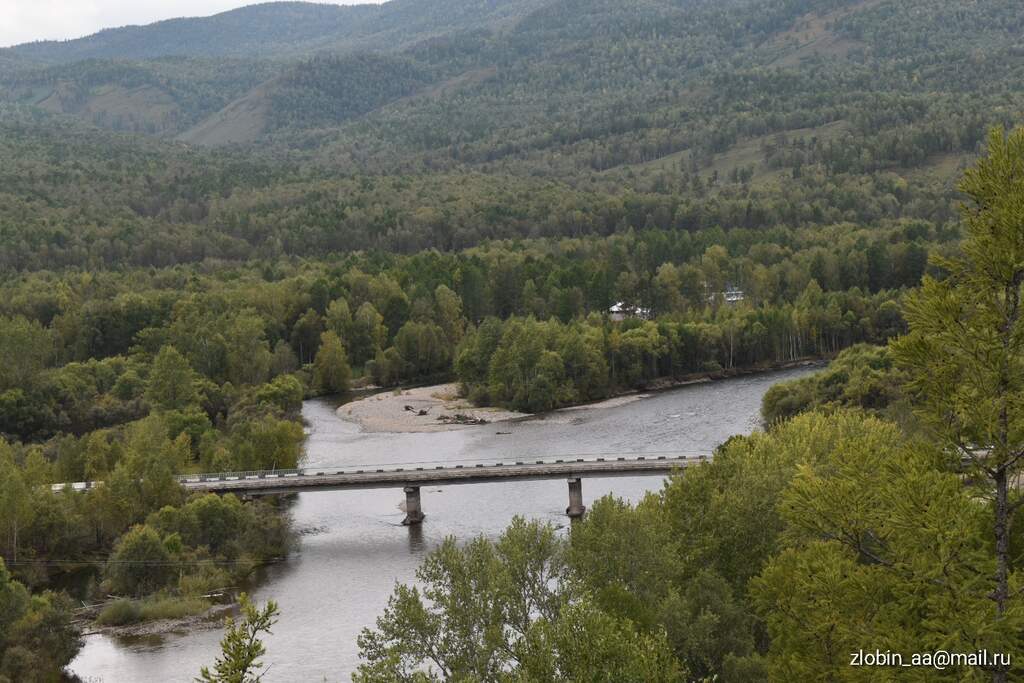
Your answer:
[91,596,226,632]
[341,357,826,433]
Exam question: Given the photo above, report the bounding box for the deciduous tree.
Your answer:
[198,594,279,683]
[313,331,351,395]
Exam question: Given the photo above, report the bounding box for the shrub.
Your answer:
[139,597,209,621]
[96,597,210,626]
[96,599,142,626]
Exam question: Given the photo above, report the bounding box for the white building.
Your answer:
[609,302,651,321]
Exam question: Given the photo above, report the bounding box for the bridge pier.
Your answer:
[566,478,585,519]
[402,486,425,525]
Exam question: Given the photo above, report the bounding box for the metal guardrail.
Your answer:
[175,469,303,483]
[50,481,100,493]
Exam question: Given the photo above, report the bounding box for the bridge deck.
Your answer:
[53,455,707,496]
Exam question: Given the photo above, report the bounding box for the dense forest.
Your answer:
[1,0,1018,269]
[1,0,1023,679]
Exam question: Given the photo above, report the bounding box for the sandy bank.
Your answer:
[339,384,686,432]
[338,383,527,433]
[338,359,823,434]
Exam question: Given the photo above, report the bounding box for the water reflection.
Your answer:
[407,523,426,553]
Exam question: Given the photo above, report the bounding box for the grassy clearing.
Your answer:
[96,596,210,626]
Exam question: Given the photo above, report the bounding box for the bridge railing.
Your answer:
[50,481,99,493]
[173,454,708,485]
[175,469,303,483]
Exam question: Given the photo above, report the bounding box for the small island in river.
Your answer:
[338,383,528,432]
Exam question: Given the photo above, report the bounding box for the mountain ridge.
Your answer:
[1,0,550,63]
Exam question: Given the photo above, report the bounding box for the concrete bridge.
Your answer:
[54,453,706,524]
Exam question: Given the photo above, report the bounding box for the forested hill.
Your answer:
[5,3,376,62]
[0,0,1021,268]
[1,0,1019,150]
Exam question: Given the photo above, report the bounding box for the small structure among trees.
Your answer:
[608,302,652,321]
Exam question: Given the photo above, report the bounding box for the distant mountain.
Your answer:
[0,0,1020,271]
[1,0,548,63]
[4,3,377,62]
[0,0,549,139]
[1,0,1020,176]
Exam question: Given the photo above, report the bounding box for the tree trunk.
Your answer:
[993,273,1022,683]
[994,466,1009,683]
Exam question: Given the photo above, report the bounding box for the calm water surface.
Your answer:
[70,365,818,682]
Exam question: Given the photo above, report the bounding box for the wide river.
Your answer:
[70,365,817,682]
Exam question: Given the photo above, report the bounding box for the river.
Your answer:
[69,365,818,682]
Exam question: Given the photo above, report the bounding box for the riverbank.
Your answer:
[88,603,234,638]
[77,596,234,639]
[644,357,825,392]
[339,358,826,433]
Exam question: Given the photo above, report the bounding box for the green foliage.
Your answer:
[150,494,244,554]
[0,223,915,442]
[348,302,388,367]
[355,517,681,681]
[0,558,30,647]
[198,593,279,683]
[0,316,51,393]
[146,346,200,411]
[0,558,82,682]
[250,375,304,417]
[5,0,545,63]
[457,287,902,413]
[568,496,677,630]
[751,427,1000,679]
[104,524,174,596]
[0,0,1005,271]
[515,600,683,683]
[0,444,34,563]
[96,596,209,626]
[95,598,142,626]
[889,126,1024,678]
[761,343,908,425]
[372,321,451,386]
[225,418,304,471]
[892,127,1024,464]
[564,411,905,679]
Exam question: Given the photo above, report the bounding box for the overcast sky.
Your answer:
[1,0,384,48]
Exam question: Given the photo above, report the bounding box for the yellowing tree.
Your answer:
[313,331,351,395]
